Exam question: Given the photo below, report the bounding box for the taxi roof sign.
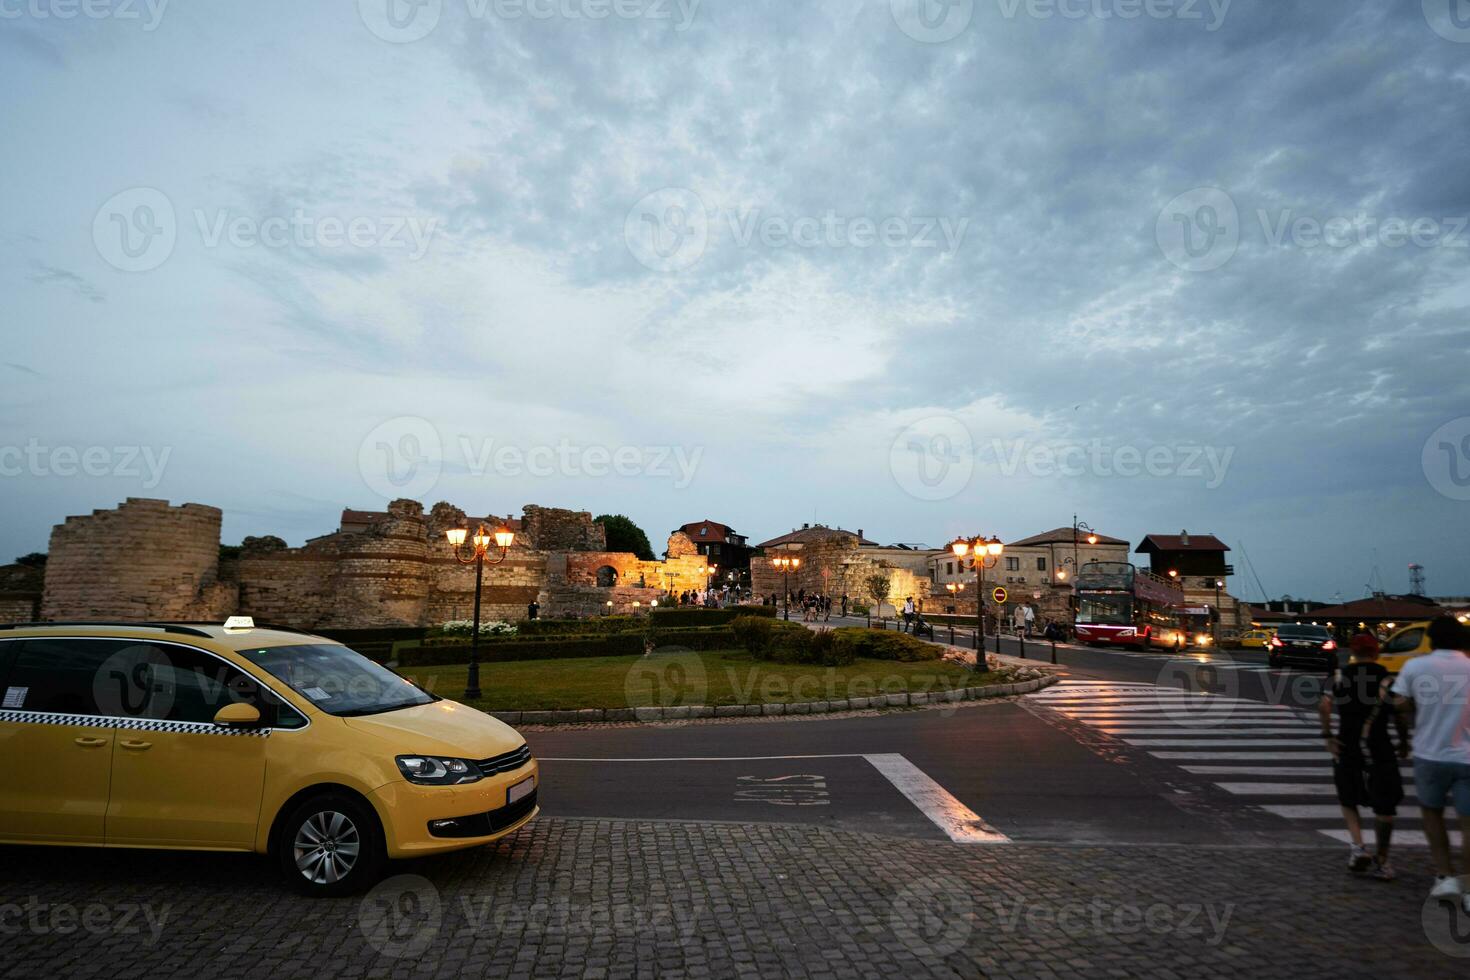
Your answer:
[223,616,255,631]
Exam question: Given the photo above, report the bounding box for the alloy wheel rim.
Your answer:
[293,810,361,884]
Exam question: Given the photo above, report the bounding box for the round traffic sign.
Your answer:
[992,587,1008,604]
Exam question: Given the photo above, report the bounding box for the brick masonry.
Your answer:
[38,498,710,629]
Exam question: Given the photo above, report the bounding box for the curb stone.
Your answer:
[503,674,1058,727]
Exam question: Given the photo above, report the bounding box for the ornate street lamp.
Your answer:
[701,564,718,596]
[771,554,801,621]
[446,522,515,701]
[950,535,1005,674]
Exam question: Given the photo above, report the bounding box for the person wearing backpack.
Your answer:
[1318,633,1408,880]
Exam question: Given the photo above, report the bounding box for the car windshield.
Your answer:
[1276,625,1329,639]
[238,643,436,717]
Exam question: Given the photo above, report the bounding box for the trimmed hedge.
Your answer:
[399,632,645,667]
[647,627,740,652]
[649,606,777,628]
[515,617,647,637]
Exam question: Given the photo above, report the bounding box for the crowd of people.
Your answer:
[761,589,845,621]
[669,586,748,608]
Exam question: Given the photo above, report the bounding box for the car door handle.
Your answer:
[119,740,153,751]
[74,737,108,748]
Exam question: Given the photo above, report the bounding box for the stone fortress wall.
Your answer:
[30,497,714,628]
[41,499,236,623]
[748,533,932,614]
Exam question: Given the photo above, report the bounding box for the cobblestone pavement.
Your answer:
[2,818,1465,978]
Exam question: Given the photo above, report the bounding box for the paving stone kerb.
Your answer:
[0,817,1458,979]
[488,673,1059,727]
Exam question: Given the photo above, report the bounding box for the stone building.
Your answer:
[27,497,713,628]
[748,527,931,614]
[928,527,1132,628]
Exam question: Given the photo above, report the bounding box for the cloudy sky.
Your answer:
[2,0,1468,602]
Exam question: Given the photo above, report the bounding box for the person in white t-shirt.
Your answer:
[1391,616,1470,910]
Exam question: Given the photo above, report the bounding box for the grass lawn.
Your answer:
[397,649,1026,712]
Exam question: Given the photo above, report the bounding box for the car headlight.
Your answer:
[396,755,483,785]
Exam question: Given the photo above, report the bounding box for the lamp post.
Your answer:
[950,535,1004,674]
[771,555,801,621]
[446,522,515,702]
[1070,515,1097,615]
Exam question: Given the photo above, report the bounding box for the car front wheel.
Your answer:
[277,792,385,896]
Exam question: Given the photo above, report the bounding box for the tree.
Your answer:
[13,553,46,569]
[864,572,892,613]
[595,514,654,561]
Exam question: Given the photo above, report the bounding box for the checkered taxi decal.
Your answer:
[0,710,270,737]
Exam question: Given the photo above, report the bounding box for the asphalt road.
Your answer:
[525,629,1344,848]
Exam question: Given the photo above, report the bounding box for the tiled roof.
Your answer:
[754,525,879,549]
[1007,527,1129,548]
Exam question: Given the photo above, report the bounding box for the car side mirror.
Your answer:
[214,703,262,727]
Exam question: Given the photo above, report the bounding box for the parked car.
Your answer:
[1239,629,1274,649]
[1267,623,1339,671]
[0,619,538,896]
[1378,621,1432,675]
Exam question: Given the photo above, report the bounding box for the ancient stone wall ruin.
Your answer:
[36,497,704,628]
[748,533,931,614]
[40,499,236,623]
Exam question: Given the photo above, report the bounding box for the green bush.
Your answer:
[730,618,835,663]
[830,627,940,662]
[807,629,855,666]
[650,606,777,628]
[730,615,777,658]
[648,628,739,652]
[399,632,645,667]
[516,617,646,637]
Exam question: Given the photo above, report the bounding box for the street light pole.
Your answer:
[446,522,515,702]
[951,535,1004,675]
[771,555,801,621]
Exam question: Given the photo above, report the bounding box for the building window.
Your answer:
[700,526,708,537]
[946,561,953,576]
[1005,557,1019,571]
[1036,557,1047,571]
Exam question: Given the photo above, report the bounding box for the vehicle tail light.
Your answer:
[1323,639,1337,651]
[1270,636,1284,648]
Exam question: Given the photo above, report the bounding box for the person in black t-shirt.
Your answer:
[1317,633,1410,880]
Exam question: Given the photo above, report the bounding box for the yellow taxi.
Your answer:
[1239,629,1275,649]
[0,618,538,895]
[1378,621,1433,674]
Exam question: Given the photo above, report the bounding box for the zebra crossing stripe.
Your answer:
[1094,728,1318,736]
[1317,828,1461,847]
[1146,758,1334,764]
[1214,783,1346,796]
[1124,739,1321,747]
[1182,765,1416,777]
[1262,804,1423,819]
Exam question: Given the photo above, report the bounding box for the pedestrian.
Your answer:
[1391,616,1470,910]
[1012,605,1026,636]
[1318,633,1408,879]
[526,600,540,621]
[822,594,832,622]
[841,593,849,617]
[902,596,916,633]
[1023,603,1035,637]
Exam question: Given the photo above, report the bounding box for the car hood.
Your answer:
[342,700,524,759]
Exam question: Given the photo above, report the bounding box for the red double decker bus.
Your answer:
[1073,561,1189,651]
